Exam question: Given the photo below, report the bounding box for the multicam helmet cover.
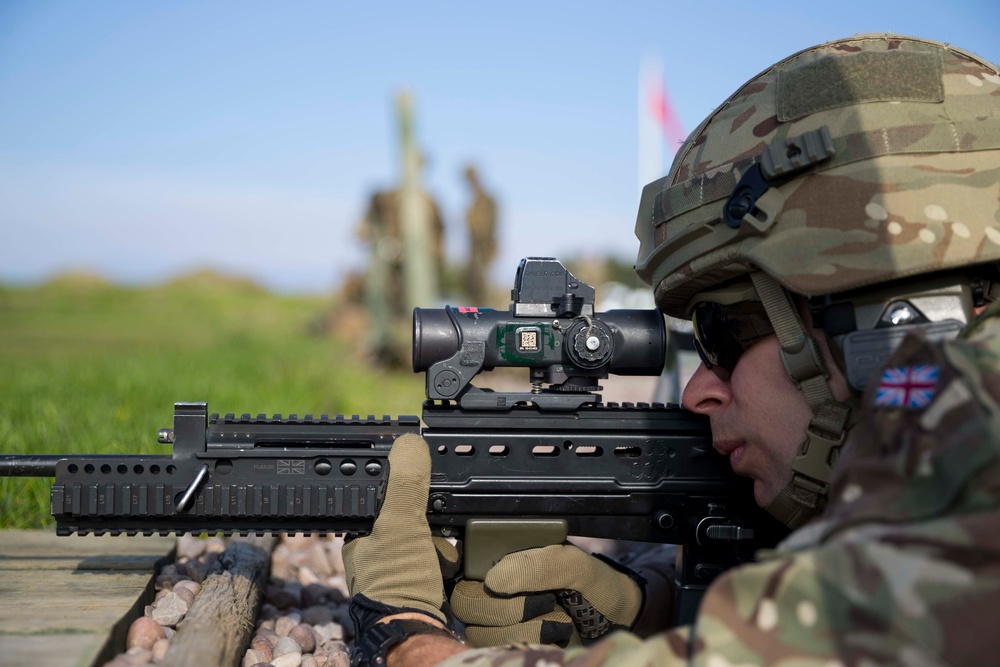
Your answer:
[635,33,1000,319]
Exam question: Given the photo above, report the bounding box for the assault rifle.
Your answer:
[0,257,784,623]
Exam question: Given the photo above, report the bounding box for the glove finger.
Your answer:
[464,610,576,648]
[432,536,462,581]
[374,433,431,527]
[343,434,446,623]
[451,579,557,626]
[484,544,588,594]
[485,544,641,627]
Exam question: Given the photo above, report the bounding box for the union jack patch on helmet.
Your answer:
[874,364,940,409]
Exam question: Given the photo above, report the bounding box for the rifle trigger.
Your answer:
[176,464,210,513]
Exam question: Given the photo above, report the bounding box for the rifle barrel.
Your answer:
[0,455,65,477]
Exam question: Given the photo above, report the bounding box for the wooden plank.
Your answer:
[161,535,276,667]
[0,530,174,667]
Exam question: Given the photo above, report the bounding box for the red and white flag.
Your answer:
[638,58,686,193]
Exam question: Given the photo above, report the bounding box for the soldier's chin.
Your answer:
[753,477,781,508]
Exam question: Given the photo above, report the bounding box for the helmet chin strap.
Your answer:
[750,272,858,530]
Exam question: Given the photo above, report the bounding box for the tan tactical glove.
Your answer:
[451,543,645,647]
[342,434,450,631]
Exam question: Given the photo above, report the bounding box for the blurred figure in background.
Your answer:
[463,165,498,306]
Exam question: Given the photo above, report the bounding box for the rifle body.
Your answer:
[2,400,780,623]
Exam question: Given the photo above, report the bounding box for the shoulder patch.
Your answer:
[874,364,940,409]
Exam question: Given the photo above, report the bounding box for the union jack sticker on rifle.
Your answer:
[874,364,940,409]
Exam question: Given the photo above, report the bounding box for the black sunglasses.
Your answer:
[691,300,775,380]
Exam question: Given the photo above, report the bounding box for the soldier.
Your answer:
[343,34,1000,665]
[357,182,446,368]
[464,165,499,305]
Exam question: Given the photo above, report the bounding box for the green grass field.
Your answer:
[0,272,424,528]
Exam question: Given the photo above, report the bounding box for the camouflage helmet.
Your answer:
[635,33,1000,318]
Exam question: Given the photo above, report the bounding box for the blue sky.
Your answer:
[1,2,997,293]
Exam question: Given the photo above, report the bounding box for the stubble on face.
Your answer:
[704,336,814,507]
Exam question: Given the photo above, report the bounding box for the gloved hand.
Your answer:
[451,543,645,647]
[342,434,449,632]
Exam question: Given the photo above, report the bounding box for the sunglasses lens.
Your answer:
[691,301,773,380]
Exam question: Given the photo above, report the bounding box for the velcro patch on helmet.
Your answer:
[778,50,944,121]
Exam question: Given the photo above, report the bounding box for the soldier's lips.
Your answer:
[714,440,747,469]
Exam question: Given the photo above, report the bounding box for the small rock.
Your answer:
[325,538,345,574]
[259,603,280,621]
[306,542,334,578]
[202,550,221,572]
[242,649,267,667]
[326,640,350,656]
[123,646,152,665]
[327,652,350,667]
[249,633,274,661]
[257,627,280,644]
[271,544,295,580]
[272,652,303,667]
[315,641,349,663]
[163,626,176,639]
[150,592,189,626]
[174,579,201,598]
[151,638,169,661]
[312,621,344,644]
[297,565,321,586]
[275,615,299,637]
[126,616,165,650]
[302,604,333,626]
[173,586,196,605]
[184,558,208,583]
[176,535,208,560]
[289,624,316,653]
[155,567,185,590]
[325,576,349,601]
[301,655,319,667]
[205,536,226,553]
[267,584,300,610]
[101,657,132,667]
[274,635,302,657]
[301,584,328,608]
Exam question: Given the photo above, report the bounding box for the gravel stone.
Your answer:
[249,633,274,661]
[275,615,299,637]
[126,616,165,650]
[242,648,268,667]
[151,638,169,661]
[150,591,189,626]
[272,652,303,667]
[289,624,317,653]
[274,635,303,657]
[302,604,334,626]
[174,579,201,598]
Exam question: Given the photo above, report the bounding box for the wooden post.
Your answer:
[160,535,277,667]
[397,91,437,311]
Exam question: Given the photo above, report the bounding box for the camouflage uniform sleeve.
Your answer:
[436,626,693,667]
